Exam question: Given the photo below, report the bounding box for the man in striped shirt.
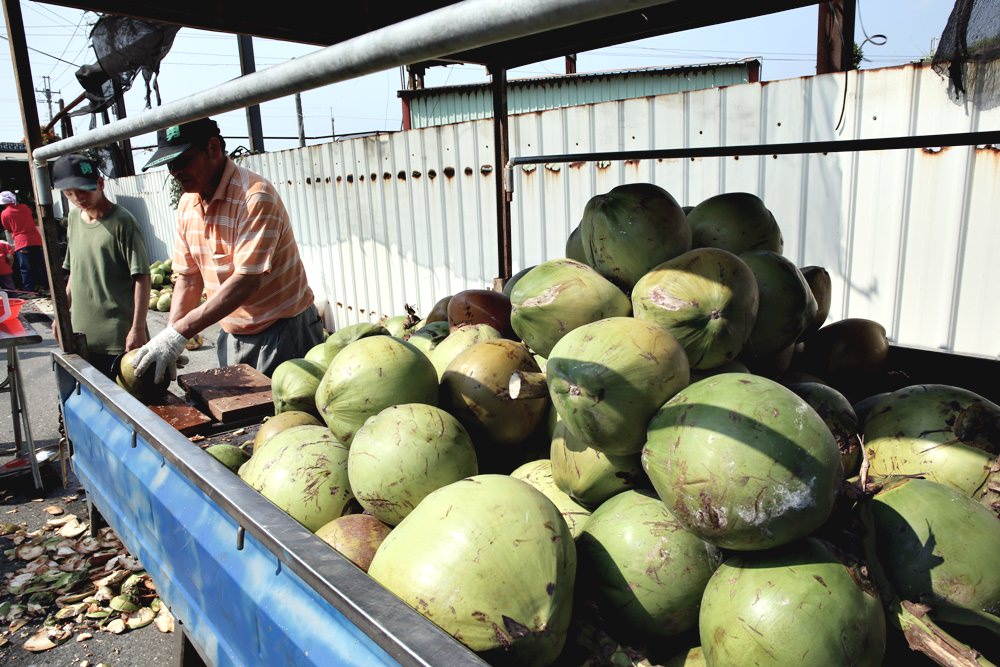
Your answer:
[132,118,324,383]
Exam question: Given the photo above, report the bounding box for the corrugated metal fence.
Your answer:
[104,62,1000,359]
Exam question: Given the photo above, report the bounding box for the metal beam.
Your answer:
[1,0,75,353]
[508,131,1000,166]
[237,35,265,153]
[33,0,679,161]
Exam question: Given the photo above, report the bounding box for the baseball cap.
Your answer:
[51,154,100,191]
[142,118,221,171]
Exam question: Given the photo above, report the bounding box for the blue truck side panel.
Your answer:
[54,354,486,667]
[62,386,401,666]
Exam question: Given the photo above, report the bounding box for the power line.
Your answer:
[0,33,81,67]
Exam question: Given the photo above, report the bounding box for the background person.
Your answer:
[0,239,16,291]
[0,190,48,296]
[132,118,323,384]
[52,154,152,379]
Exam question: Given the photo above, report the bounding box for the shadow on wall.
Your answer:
[114,194,171,262]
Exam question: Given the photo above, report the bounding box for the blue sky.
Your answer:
[0,1,955,158]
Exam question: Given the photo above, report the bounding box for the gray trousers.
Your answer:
[217,303,324,377]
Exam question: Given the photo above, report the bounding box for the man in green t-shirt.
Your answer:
[52,154,152,379]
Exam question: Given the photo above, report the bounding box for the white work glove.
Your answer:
[132,324,188,384]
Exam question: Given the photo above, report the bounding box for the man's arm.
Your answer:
[168,271,263,339]
[125,273,151,351]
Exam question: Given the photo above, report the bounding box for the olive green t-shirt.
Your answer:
[62,203,150,355]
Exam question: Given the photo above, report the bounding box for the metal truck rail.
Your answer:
[53,352,487,667]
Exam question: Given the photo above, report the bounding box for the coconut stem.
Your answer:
[509,371,548,400]
[859,502,997,667]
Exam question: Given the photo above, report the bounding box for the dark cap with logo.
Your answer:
[52,154,100,190]
[142,118,221,171]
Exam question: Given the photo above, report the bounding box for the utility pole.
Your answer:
[34,75,58,124]
[330,111,335,141]
[295,93,305,147]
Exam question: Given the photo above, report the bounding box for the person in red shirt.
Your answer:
[0,191,48,296]
[0,239,15,291]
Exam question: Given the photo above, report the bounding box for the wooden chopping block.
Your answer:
[177,364,275,424]
[147,391,213,436]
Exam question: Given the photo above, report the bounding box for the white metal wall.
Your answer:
[104,62,1000,359]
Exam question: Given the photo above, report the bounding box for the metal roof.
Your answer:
[400,60,761,129]
[399,60,761,99]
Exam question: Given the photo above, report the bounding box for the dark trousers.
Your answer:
[15,246,48,293]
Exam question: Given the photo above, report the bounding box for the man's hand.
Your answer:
[131,325,188,384]
[125,326,149,352]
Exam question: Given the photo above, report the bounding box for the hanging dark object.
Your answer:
[70,62,116,121]
[71,14,181,121]
[932,0,1000,101]
[90,15,181,108]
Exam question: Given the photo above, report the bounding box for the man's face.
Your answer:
[168,139,220,196]
[63,181,103,209]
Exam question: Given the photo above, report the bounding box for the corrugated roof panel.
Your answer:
[408,63,754,129]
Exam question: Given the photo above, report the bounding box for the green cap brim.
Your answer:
[141,144,191,171]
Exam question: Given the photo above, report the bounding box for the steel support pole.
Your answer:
[489,65,512,288]
[237,35,266,153]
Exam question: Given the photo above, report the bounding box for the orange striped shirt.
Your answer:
[172,159,314,335]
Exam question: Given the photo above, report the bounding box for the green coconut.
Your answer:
[440,339,548,468]
[871,477,1000,614]
[510,459,592,539]
[238,424,353,531]
[347,403,478,526]
[271,358,326,415]
[580,182,691,291]
[155,292,172,312]
[699,538,885,666]
[663,647,707,667]
[686,191,784,255]
[323,321,389,357]
[864,384,1000,498]
[800,265,832,336]
[367,475,576,666]
[788,381,862,476]
[578,489,722,644]
[688,359,749,383]
[315,336,438,445]
[565,224,587,264]
[502,265,536,299]
[739,250,818,358]
[304,341,337,368]
[253,410,323,451]
[547,316,689,456]
[632,247,759,369]
[116,349,170,403]
[509,258,631,358]
[204,444,249,473]
[642,373,842,550]
[404,320,450,357]
[427,322,503,380]
[380,314,410,338]
[549,421,646,508]
[315,513,392,573]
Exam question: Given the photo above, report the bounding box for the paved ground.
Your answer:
[0,297,223,666]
